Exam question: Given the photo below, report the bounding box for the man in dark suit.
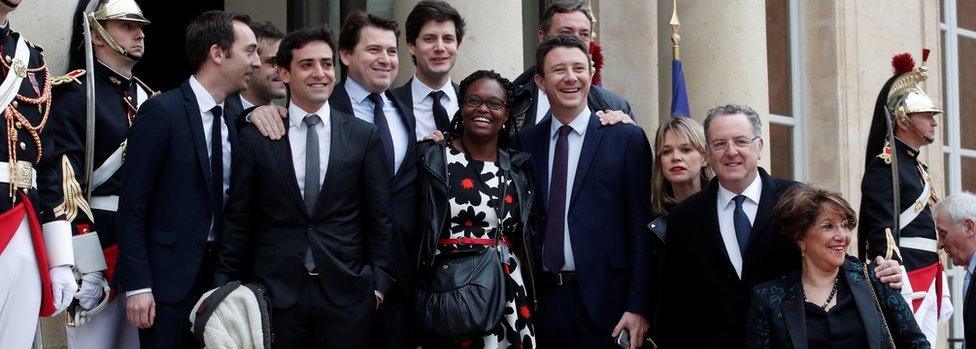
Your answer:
[390,0,463,142]
[520,35,652,349]
[214,25,394,348]
[226,21,286,127]
[933,192,976,348]
[658,104,903,348]
[512,0,633,129]
[116,11,259,348]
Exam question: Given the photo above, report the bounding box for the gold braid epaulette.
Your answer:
[884,227,902,261]
[53,155,93,223]
[50,69,86,86]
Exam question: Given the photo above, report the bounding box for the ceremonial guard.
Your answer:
[0,0,87,347]
[859,50,951,345]
[46,1,152,348]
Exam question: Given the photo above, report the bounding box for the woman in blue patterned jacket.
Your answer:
[745,185,929,349]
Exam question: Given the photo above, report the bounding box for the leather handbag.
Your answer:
[414,170,510,343]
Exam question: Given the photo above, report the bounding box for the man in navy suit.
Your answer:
[116,10,259,348]
[520,34,652,349]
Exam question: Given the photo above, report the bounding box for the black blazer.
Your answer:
[966,272,976,349]
[745,256,930,349]
[658,168,799,348]
[214,107,395,309]
[520,113,653,332]
[329,81,419,297]
[117,80,238,303]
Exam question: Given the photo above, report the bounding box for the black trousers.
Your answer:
[138,244,216,348]
[369,288,413,349]
[272,272,376,348]
[537,282,618,349]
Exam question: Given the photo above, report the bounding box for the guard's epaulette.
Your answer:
[876,145,893,165]
[27,40,42,53]
[50,69,86,86]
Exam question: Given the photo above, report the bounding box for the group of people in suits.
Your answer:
[3,0,975,348]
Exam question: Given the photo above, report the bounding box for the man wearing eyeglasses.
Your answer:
[658,104,904,348]
[228,21,286,128]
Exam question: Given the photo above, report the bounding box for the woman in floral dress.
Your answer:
[415,70,537,349]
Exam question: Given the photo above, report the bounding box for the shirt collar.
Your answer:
[239,95,256,110]
[717,172,763,209]
[288,100,331,129]
[189,75,221,116]
[410,75,456,105]
[95,60,133,91]
[968,252,976,275]
[549,107,590,139]
[345,77,375,105]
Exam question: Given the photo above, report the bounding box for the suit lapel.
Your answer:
[848,264,884,349]
[702,180,733,268]
[181,81,214,199]
[569,114,603,207]
[386,90,415,177]
[747,169,777,250]
[329,81,355,115]
[271,113,307,216]
[530,118,553,208]
[781,278,808,349]
[313,110,346,215]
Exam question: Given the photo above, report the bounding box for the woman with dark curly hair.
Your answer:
[413,70,537,348]
[745,185,929,348]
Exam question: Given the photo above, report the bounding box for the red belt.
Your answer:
[0,194,54,316]
[438,237,511,248]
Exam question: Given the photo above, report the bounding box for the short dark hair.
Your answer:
[774,184,858,242]
[540,0,593,34]
[338,10,400,54]
[405,0,465,45]
[447,70,518,150]
[185,11,251,72]
[276,26,337,71]
[534,34,589,77]
[249,20,285,43]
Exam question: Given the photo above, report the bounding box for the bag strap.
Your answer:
[862,264,897,348]
[192,281,242,345]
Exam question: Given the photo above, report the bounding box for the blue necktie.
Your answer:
[733,195,752,253]
[965,270,972,299]
[367,93,395,174]
[544,125,572,272]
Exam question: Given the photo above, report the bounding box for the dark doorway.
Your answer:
[134,0,224,91]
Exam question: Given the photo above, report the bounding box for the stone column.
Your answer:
[393,0,524,87]
[597,1,658,127]
[657,0,771,167]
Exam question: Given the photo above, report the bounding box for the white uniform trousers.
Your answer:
[0,216,41,349]
[67,296,139,349]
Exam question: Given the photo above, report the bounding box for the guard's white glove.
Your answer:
[50,265,78,314]
[75,271,105,310]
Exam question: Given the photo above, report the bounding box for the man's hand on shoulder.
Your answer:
[247,105,287,140]
[597,110,634,126]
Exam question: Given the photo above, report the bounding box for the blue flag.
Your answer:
[671,59,691,118]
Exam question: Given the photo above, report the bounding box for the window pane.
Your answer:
[770,123,794,180]
[944,153,951,197]
[960,0,976,31]
[959,36,976,149]
[963,156,976,193]
[766,0,792,117]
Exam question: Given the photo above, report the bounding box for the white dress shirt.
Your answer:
[410,76,458,140]
[240,95,256,110]
[344,79,409,174]
[546,108,591,271]
[715,174,762,278]
[288,101,331,195]
[535,88,552,125]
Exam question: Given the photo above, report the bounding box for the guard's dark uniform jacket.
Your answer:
[858,137,938,271]
[46,60,151,283]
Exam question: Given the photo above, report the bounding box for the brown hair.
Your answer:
[540,0,593,34]
[651,117,713,216]
[773,185,857,242]
[338,11,400,54]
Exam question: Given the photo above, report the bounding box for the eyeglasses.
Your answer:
[707,135,760,151]
[463,97,506,111]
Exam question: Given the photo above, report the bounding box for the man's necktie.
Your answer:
[209,106,223,242]
[367,93,395,173]
[733,195,752,254]
[302,114,321,272]
[430,90,450,132]
[544,125,572,272]
[965,269,972,299]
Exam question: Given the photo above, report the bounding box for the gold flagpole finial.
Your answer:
[670,0,681,60]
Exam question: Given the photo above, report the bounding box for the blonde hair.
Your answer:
[651,117,714,216]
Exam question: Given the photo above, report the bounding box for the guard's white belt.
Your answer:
[90,195,118,212]
[0,160,36,189]
[900,237,938,253]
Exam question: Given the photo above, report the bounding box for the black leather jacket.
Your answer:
[415,140,539,308]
